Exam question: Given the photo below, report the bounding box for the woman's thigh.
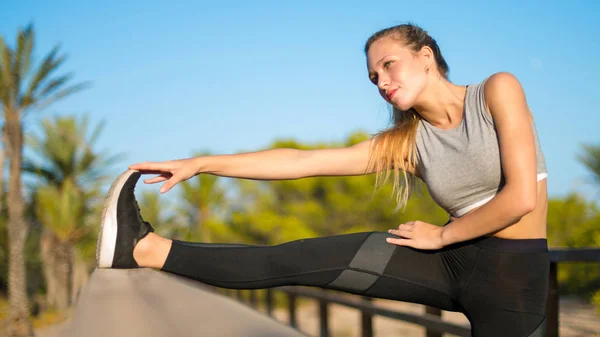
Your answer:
[359,234,481,311]
[460,238,549,337]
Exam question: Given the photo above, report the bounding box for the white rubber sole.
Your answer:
[96,169,137,268]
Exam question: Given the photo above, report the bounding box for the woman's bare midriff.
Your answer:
[466,179,549,240]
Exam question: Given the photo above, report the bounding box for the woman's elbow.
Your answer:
[515,190,537,216]
[521,197,536,215]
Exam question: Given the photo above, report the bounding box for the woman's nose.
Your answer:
[377,76,389,90]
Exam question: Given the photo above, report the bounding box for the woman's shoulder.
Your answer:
[481,72,525,98]
[477,72,527,120]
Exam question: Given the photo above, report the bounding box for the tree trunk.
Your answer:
[39,230,56,312]
[39,230,73,311]
[0,146,6,210]
[71,250,89,304]
[199,206,211,243]
[4,117,34,337]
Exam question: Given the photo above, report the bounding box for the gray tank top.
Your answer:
[415,77,547,217]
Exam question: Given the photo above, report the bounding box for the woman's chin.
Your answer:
[391,101,412,111]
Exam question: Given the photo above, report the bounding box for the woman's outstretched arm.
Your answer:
[129,138,378,193]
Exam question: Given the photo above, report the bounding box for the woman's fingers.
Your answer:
[397,223,414,230]
[389,222,415,238]
[388,228,413,238]
[129,161,174,172]
[160,175,184,194]
[143,175,169,184]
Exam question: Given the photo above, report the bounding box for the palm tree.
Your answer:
[138,190,180,238]
[23,115,121,311]
[33,179,87,311]
[578,143,600,194]
[176,151,227,242]
[0,24,87,336]
[577,142,600,310]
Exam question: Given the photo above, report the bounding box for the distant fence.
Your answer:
[217,247,600,337]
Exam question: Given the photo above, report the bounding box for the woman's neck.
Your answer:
[413,80,468,129]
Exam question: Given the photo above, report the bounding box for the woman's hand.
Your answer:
[386,221,445,250]
[128,157,203,194]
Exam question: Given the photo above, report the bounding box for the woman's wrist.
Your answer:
[193,155,210,175]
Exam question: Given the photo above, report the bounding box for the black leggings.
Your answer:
[160,231,549,337]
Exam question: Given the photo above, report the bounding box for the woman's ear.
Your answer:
[419,46,435,71]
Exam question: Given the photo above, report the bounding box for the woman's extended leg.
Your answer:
[136,230,479,312]
[97,170,474,311]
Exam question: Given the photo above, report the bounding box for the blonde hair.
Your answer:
[364,23,450,212]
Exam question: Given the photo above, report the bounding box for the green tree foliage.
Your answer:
[174,151,231,243]
[577,143,600,192]
[23,115,120,311]
[24,115,121,258]
[547,193,600,297]
[573,142,600,310]
[138,190,179,238]
[34,179,86,243]
[547,193,600,248]
[1,23,87,335]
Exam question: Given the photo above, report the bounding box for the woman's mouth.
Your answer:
[386,89,398,101]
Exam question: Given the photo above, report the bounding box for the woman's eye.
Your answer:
[383,60,394,69]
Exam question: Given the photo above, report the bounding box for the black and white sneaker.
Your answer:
[96,169,154,269]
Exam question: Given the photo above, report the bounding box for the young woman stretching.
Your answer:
[96,23,549,337]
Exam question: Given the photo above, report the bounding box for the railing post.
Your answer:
[266,289,273,317]
[319,297,329,337]
[547,262,559,337]
[250,290,257,309]
[425,306,442,337]
[361,296,373,337]
[288,293,297,328]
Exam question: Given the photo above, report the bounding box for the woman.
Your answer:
[97,23,549,336]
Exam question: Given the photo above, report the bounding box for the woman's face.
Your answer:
[366,37,430,111]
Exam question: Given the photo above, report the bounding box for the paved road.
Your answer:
[57,268,308,337]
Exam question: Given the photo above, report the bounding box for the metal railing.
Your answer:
[219,247,600,337]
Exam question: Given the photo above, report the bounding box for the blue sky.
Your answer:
[1,1,599,201]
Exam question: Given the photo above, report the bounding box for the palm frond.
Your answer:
[24,114,122,191]
[17,24,34,80]
[0,38,14,108]
[38,73,74,99]
[87,118,106,146]
[13,25,34,102]
[25,81,90,115]
[35,180,85,241]
[577,144,600,186]
[22,160,62,186]
[21,45,61,105]
[178,174,226,229]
